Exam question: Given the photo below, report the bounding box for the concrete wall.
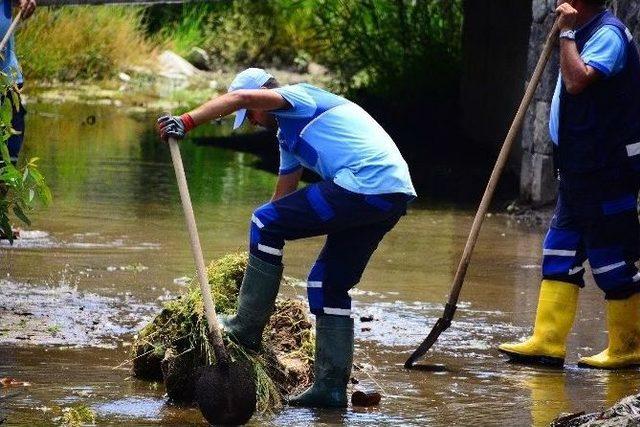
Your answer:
[520,0,640,205]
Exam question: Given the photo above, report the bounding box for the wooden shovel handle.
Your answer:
[168,137,229,365]
[447,18,561,306]
[0,10,21,53]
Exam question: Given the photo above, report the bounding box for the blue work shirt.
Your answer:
[0,0,21,84]
[273,83,416,197]
[549,25,627,144]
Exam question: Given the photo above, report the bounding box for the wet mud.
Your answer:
[0,279,155,347]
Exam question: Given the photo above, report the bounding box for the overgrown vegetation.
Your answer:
[145,0,315,70]
[131,252,314,412]
[17,6,153,81]
[313,0,463,97]
[0,76,50,241]
[16,1,463,97]
[143,0,463,96]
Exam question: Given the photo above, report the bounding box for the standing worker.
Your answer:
[0,0,36,240]
[157,68,416,407]
[499,0,640,369]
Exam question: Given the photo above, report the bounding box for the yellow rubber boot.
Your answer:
[578,293,640,369]
[499,280,579,367]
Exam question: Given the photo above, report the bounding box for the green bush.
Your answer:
[147,0,462,97]
[148,0,316,70]
[312,0,463,97]
[0,77,50,241]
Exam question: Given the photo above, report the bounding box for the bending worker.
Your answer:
[500,0,640,369]
[156,68,416,407]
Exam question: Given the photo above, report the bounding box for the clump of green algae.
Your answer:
[131,252,314,412]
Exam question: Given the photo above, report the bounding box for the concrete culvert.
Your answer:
[130,252,314,416]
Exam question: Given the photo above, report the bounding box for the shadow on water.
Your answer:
[1,102,638,426]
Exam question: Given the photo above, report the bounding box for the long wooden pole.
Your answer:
[0,10,21,53]
[405,18,561,369]
[168,137,229,366]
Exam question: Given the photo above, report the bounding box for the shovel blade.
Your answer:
[404,317,451,369]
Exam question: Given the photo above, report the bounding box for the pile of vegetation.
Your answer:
[131,252,314,412]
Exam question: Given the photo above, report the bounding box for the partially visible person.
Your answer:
[0,0,36,240]
[499,0,640,369]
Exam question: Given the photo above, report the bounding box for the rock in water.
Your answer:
[552,394,640,426]
[352,390,382,407]
[195,359,257,426]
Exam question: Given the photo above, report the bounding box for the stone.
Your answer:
[186,47,210,71]
[118,72,131,82]
[157,50,201,79]
[308,62,328,76]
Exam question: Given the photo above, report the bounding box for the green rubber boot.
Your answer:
[220,254,283,351]
[289,315,354,408]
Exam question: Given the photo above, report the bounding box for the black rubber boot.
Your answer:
[220,254,283,351]
[288,315,354,408]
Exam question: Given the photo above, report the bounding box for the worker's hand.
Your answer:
[18,0,36,19]
[556,2,578,32]
[156,114,194,141]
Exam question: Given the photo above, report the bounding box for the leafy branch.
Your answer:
[0,76,51,243]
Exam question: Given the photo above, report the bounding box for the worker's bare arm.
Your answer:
[188,90,289,127]
[560,40,601,95]
[272,168,303,201]
[556,2,601,95]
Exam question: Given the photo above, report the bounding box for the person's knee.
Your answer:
[249,203,285,264]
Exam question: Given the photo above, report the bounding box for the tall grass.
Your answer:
[16,6,154,81]
[148,0,316,69]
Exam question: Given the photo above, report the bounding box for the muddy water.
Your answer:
[1,103,638,426]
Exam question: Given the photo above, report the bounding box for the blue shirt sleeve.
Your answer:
[272,85,317,119]
[278,144,302,175]
[581,25,627,77]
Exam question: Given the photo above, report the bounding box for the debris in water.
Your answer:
[60,404,96,427]
[360,315,374,322]
[551,394,640,426]
[0,377,31,387]
[351,390,382,407]
[130,252,314,413]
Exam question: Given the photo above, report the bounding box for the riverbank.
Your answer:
[22,53,331,115]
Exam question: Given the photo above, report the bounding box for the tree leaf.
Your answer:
[13,204,30,226]
[0,99,13,125]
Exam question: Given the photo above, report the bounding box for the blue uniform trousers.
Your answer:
[249,180,409,316]
[542,172,640,299]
